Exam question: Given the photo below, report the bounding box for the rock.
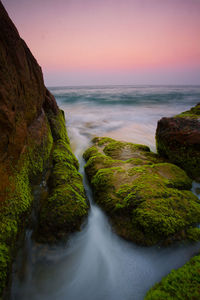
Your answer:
[145,252,200,299]
[156,103,200,181]
[0,2,88,296]
[83,137,200,246]
[35,112,89,243]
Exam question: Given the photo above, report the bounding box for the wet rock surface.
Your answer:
[84,137,200,246]
[156,103,200,181]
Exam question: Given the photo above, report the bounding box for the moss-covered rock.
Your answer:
[156,103,200,181]
[83,137,200,246]
[0,244,10,296]
[145,254,200,299]
[0,118,53,295]
[0,108,89,293]
[36,111,89,243]
[52,139,79,169]
[175,103,200,119]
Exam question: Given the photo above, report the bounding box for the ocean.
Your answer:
[50,85,200,154]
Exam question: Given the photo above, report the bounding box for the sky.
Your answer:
[2,0,200,86]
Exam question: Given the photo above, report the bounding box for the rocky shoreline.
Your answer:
[0,1,200,299]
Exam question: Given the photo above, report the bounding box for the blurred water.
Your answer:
[52,85,200,152]
[11,85,200,300]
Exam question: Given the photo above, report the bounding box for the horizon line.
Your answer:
[47,83,200,89]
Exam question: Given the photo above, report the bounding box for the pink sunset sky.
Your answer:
[2,0,200,86]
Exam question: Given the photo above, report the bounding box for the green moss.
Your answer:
[37,180,88,243]
[156,135,200,180]
[0,165,32,293]
[148,163,192,190]
[49,161,82,190]
[186,227,200,242]
[84,152,117,180]
[27,122,53,177]
[0,104,86,294]
[0,244,10,295]
[83,146,99,161]
[103,140,150,160]
[92,167,118,189]
[0,218,18,245]
[83,137,200,246]
[48,110,70,143]
[103,141,126,157]
[90,167,129,213]
[36,110,89,243]
[0,124,53,236]
[0,121,53,295]
[126,158,152,166]
[127,163,192,192]
[145,254,200,300]
[133,190,200,239]
[92,136,115,146]
[53,139,79,170]
[0,109,79,294]
[175,103,200,119]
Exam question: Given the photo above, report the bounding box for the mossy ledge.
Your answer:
[156,103,200,181]
[83,137,200,246]
[35,110,89,243]
[0,3,88,297]
[145,252,200,299]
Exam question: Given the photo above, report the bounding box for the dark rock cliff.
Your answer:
[0,2,88,297]
[0,2,56,162]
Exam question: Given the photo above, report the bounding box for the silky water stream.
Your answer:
[11,85,200,300]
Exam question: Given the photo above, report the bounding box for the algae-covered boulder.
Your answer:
[36,111,89,243]
[156,103,200,181]
[83,137,200,246]
[145,252,200,299]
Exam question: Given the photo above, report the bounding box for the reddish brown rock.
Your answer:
[0,2,58,296]
[0,2,88,297]
[156,103,200,181]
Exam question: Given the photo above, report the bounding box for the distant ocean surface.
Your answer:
[49,85,200,154]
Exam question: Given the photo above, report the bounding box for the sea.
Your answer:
[11,85,200,300]
[50,85,200,153]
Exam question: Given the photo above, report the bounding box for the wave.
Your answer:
[49,85,200,107]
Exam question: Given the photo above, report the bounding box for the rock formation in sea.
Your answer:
[156,103,200,181]
[0,2,88,297]
[83,137,200,246]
